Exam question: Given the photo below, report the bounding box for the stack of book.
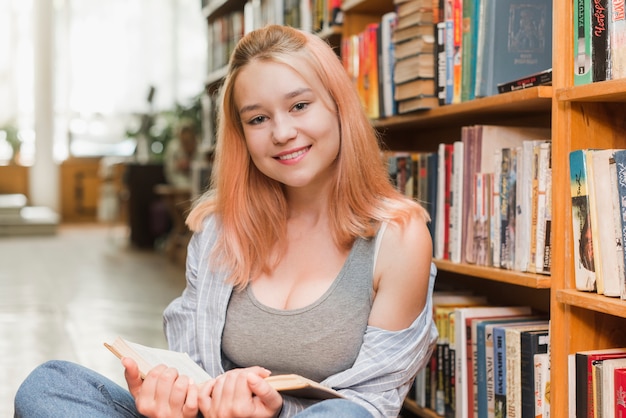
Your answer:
[391,0,437,113]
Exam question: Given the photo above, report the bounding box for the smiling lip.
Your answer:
[274,146,311,162]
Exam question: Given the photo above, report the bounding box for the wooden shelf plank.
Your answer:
[556,79,626,102]
[373,86,553,130]
[434,259,552,289]
[556,289,626,318]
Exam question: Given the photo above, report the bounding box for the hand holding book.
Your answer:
[105,337,343,400]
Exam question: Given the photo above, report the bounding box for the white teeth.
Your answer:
[277,148,308,160]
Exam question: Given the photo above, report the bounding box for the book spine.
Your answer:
[486,324,498,418]
[568,149,597,291]
[533,352,550,418]
[613,150,626,300]
[445,11,455,104]
[452,0,463,103]
[491,149,502,268]
[609,155,626,300]
[497,70,553,93]
[535,143,551,274]
[615,368,626,417]
[609,0,626,79]
[505,330,521,418]
[494,327,507,418]
[521,332,550,418]
[444,144,455,260]
[499,148,517,270]
[575,0,593,84]
[450,141,464,263]
[436,143,447,259]
[591,0,610,81]
[437,22,447,105]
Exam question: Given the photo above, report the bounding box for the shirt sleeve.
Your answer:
[321,263,439,418]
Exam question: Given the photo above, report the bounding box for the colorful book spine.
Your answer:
[574,0,593,84]
[615,368,626,417]
[591,0,609,81]
[609,0,626,79]
[568,149,597,291]
[613,150,626,299]
[437,22,447,105]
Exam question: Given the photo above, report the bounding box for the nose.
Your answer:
[271,115,297,145]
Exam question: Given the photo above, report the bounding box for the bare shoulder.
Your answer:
[369,213,433,331]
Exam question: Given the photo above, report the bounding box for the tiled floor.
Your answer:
[0,224,186,417]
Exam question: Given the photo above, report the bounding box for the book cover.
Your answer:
[453,306,532,418]
[575,348,626,418]
[574,0,593,84]
[520,329,550,418]
[474,0,553,97]
[608,153,626,300]
[611,150,626,300]
[609,0,626,79]
[533,352,550,418]
[589,149,623,297]
[569,149,597,292]
[615,368,626,417]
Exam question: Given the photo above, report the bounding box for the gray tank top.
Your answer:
[221,235,376,382]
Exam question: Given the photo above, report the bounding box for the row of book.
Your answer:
[341,0,555,118]
[574,0,626,84]
[406,293,551,418]
[568,149,626,299]
[387,125,552,273]
[207,0,341,73]
[570,347,626,418]
[433,0,552,104]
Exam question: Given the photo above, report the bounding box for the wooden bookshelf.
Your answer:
[199,0,626,415]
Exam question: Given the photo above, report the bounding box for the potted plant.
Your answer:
[0,122,21,165]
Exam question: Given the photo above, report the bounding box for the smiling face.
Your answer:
[234,60,341,192]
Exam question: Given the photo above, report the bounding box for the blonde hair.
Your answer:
[187,24,428,288]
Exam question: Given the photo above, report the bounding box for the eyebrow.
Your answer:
[238,87,313,115]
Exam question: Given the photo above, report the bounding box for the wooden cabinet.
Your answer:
[200,0,626,415]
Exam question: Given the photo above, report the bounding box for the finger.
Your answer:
[182,380,199,418]
[122,358,143,398]
[169,374,190,409]
[154,367,179,406]
[198,379,215,412]
[247,372,283,413]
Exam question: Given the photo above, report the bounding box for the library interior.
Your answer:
[2,0,626,417]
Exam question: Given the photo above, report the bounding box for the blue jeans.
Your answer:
[14,360,373,418]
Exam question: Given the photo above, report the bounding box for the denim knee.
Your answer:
[295,398,374,417]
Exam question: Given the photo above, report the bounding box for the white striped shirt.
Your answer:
[163,215,438,418]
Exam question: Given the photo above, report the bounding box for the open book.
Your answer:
[104,337,343,400]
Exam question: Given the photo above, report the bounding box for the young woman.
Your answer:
[14,24,437,418]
